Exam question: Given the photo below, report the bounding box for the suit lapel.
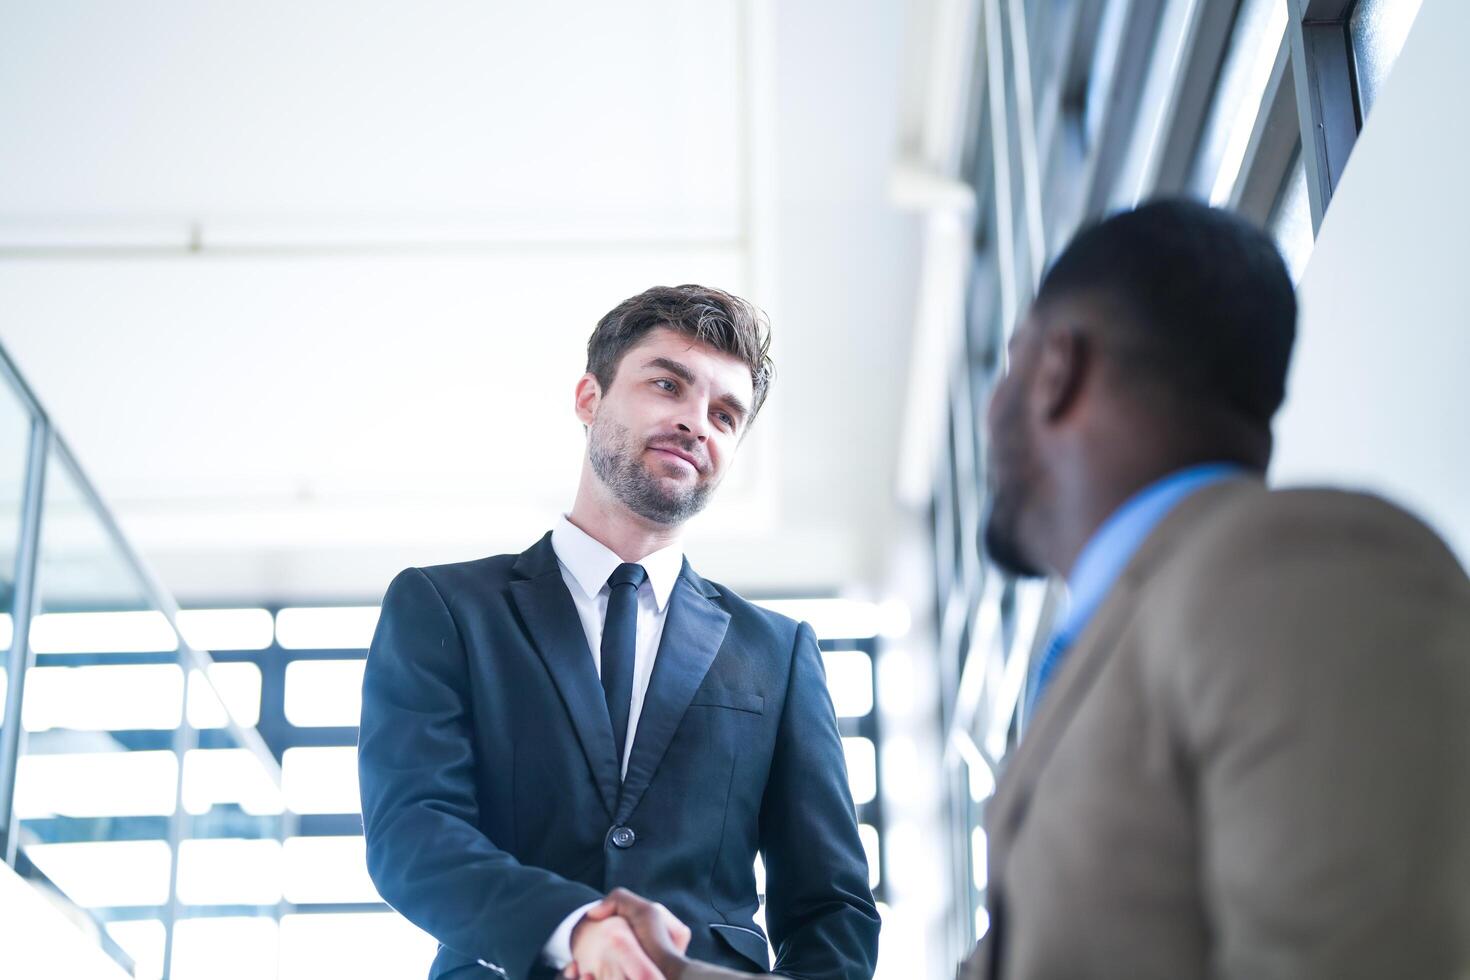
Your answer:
[987,480,1259,857]
[508,534,621,817]
[615,562,730,824]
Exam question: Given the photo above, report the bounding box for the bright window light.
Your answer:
[14,750,178,819]
[177,608,274,652]
[875,648,918,719]
[105,919,165,980]
[0,667,7,727]
[171,916,278,980]
[22,664,183,732]
[0,612,13,651]
[282,835,380,905]
[177,838,282,906]
[24,840,172,907]
[1210,0,1290,204]
[284,659,366,728]
[187,663,263,729]
[278,912,438,980]
[29,611,178,654]
[822,650,874,718]
[752,599,881,639]
[975,904,991,940]
[182,748,284,816]
[283,746,360,815]
[275,607,380,650]
[880,734,932,810]
[842,736,877,806]
[971,827,989,890]
[858,823,881,889]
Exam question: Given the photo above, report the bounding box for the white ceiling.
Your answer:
[0,0,921,603]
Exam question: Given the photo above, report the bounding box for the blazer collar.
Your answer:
[508,535,728,821]
[987,478,1262,856]
[509,533,622,816]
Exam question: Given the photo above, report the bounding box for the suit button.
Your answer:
[610,826,636,849]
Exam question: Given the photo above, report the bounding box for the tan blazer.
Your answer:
[962,479,1470,980]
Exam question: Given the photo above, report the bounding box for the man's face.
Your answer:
[983,311,1048,577]
[582,327,755,526]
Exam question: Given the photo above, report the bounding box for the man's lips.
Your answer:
[648,445,704,472]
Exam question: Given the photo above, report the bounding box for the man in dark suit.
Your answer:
[963,200,1470,978]
[359,284,880,980]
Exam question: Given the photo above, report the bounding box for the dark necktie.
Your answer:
[601,562,647,775]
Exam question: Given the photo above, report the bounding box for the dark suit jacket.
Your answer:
[962,481,1470,979]
[359,533,880,980]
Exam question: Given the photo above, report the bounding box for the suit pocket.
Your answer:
[710,922,771,972]
[689,688,765,714]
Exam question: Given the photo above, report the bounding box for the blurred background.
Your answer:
[0,0,1462,977]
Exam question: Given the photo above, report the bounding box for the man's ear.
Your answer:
[574,373,601,426]
[1032,324,1089,423]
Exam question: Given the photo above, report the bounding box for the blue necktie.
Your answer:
[1023,631,1072,726]
[601,562,647,775]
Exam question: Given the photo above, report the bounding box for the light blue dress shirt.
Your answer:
[1023,463,1245,724]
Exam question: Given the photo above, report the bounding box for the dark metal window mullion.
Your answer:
[1288,0,1364,231]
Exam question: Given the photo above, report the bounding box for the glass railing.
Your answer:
[0,346,282,980]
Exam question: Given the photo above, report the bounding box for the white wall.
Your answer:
[1272,0,1470,567]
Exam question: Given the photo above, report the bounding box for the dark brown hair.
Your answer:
[587,284,775,420]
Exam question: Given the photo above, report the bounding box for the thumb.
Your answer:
[582,896,618,922]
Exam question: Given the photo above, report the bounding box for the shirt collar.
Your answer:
[550,515,684,612]
[1056,463,1246,643]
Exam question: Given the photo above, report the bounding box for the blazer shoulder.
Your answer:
[697,575,805,646]
[1175,485,1466,582]
[385,553,522,604]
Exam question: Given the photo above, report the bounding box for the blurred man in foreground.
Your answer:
[964,200,1470,979]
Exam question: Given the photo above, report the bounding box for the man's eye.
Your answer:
[654,379,676,392]
[716,413,734,427]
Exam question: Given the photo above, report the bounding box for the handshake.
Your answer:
[565,888,770,980]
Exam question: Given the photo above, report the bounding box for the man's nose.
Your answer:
[675,419,709,442]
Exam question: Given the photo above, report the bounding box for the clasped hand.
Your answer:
[564,888,692,980]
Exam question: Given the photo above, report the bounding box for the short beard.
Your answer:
[588,418,712,526]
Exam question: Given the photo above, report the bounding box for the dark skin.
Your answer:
[984,291,1270,579]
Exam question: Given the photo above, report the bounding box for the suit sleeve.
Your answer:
[758,621,881,979]
[358,568,602,978]
[1168,520,1470,979]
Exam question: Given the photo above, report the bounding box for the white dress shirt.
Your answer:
[541,515,685,968]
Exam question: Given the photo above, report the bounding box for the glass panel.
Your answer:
[842,736,878,806]
[11,443,181,955]
[176,838,283,906]
[822,650,875,718]
[1189,0,1290,202]
[275,606,379,650]
[277,912,438,980]
[170,916,279,980]
[858,822,882,889]
[282,835,381,904]
[0,377,35,733]
[1269,147,1314,282]
[284,658,365,728]
[1351,0,1424,119]
[187,662,263,729]
[282,746,361,814]
[12,441,284,980]
[104,919,165,980]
